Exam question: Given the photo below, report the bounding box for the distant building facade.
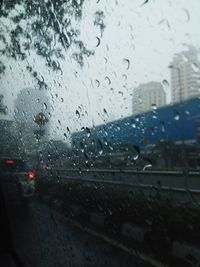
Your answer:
[170,46,200,103]
[133,82,166,115]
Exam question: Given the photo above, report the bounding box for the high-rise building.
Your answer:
[170,46,200,103]
[132,82,166,115]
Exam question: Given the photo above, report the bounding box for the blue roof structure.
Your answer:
[72,98,200,151]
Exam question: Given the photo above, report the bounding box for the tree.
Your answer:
[0,1,105,88]
[0,94,7,114]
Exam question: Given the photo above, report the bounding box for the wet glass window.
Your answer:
[0,1,200,266]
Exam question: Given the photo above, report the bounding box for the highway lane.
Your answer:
[0,174,154,267]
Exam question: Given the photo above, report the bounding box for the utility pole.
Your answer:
[34,112,49,170]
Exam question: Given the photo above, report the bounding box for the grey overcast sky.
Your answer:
[1,0,200,141]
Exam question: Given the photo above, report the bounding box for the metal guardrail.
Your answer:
[52,168,200,176]
[40,168,200,201]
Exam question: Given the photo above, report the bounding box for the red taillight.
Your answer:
[6,160,14,164]
[27,171,36,180]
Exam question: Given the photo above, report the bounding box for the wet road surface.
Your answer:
[1,175,153,267]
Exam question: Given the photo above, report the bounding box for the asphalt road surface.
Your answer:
[1,174,153,267]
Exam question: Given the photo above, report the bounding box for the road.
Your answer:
[1,174,153,267]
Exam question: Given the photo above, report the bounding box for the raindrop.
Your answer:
[76,110,80,118]
[118,91,123,96]
[151,104,157,110]
[174,111,180,120]
[85,127,91,137]
[135,116,139,122]
[133,145,140,160]
[143,164,152,171]
[60,98,64,102]
[160,121,165,132]
[66,127,70,134]
[162,79,169,87]
[64,133,67,138]
[182,8,190,22]
[116,125,121,131]
[96,36,101,47]
[103,108,108,115]
[141,0,149,6]
[105,76,111,85]
[122,74,127,80]
[97,139,104,155]
[43,103,47,110]
[98,149,103,155]
[123,58,130,70]
[131,122,136,128]
[95,79,100,87]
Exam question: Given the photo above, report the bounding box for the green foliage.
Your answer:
[0,0,105,87]
[94,10,106,37]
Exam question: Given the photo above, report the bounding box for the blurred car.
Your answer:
[0,157,36,198]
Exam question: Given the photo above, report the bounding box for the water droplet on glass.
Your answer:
[122,74,127,80]
[151,103,157,110]
[131,122,136,128]
[135,116,139,122]
[76,110,80,118]
[98,149,103,155]
[85,127,91,137]
[162,79,169,87]
[60,98,64,102]
[96,36,101,47]
[182,8,190,22]
[143,164,152,171]
[43,103,47,110]
[95,79,100,87]
[132,145,140,160]
[103,108,108,115]
[105,76,111,85]
[174,111,180,120]
[67,127,70,134]
[123,58,130,70]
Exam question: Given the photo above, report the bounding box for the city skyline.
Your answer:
[0,0,200,139]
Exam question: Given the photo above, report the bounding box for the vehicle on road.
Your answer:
[0,157,36,198]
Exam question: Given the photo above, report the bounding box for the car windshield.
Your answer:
[0,1,200,266]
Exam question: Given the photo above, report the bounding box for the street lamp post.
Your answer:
[34,112,49,170]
